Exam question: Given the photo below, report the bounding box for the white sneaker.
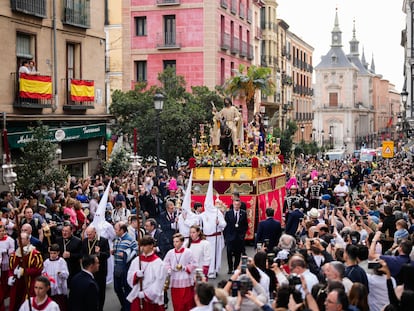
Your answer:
[208,272,216,279]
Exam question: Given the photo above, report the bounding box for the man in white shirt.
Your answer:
[288,255,319,299]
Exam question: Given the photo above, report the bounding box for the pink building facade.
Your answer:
[122,0,259,93]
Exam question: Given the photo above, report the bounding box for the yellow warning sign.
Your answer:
[382,141,394,158]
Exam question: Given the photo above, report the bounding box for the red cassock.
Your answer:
[8,247,43,311]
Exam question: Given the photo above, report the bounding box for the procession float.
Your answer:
[189,123,287,240]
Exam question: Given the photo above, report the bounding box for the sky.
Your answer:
[277,0,406,91]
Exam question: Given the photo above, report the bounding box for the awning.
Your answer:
[7,123,106,149]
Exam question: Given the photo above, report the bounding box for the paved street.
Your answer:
[103,245,256,310]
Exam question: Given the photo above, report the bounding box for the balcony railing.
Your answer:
[220,32,230,50]
[62,0,90,28]
[255,27,262,39]
[220,0,228,9]
[247,44,254,60]
[156,0,180,5]
[62,78,94,110]
[11,72,52,108]
[156,32,181,49]
[11,0,46,18]
[230,37,239,54]
[239,5,245,19]
[240,41,248,57]
[247,8,252,23]
[230,0,237,14]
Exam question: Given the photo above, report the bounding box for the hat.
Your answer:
[321,194,331,201]
[275,249,290,261]
[339,179,345,184]
[308,208,319,218]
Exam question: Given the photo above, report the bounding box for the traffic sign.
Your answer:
[382,141,394,158]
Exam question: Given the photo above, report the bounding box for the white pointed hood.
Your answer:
[204,168,216,213]
[90,179,112,236]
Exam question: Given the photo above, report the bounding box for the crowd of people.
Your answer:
[0,150,414,311]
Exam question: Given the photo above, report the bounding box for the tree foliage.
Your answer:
[103,147,130,178]
[224,64,275,109]
[14,123,68,195]
[271,120,298,161]
[109,68,223,167]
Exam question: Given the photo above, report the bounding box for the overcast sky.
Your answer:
[277,0,406,91]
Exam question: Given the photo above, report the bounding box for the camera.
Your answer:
[368,261,382,270]
[231,280,239,297]
[267,253,275,267]
[264,239,270,248]
[241,255,248,274]
[313,231,319,238]
[288,274,302,286]
[256,243,262,251]
[195,268,204,284]
[239,275,253,296]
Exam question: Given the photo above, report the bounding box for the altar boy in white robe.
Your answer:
[126,235,167,311]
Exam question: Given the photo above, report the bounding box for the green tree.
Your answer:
[224,64,275,115]
[109,68,222,167]
[15,123,68,195]
[271,120,298,160]
[103,147,130,177]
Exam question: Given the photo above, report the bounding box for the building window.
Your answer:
[230,61,234,76]
[63,0,90,28]
[163,60,176,70]
[164,15,176,46]
[11,0,46,18]
[136,61,147,81]
[16,32,35,60]
[329,92,338,107]
[135,17,147,36]
[220,58,225,85]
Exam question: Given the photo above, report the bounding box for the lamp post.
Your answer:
[154,93,164,176]
[329,133,333,149]
[312,128,316,142]
[300,124,305,142]
[321,129,325,148]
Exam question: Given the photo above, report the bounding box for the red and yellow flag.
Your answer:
[19,73,52,99]
[70,79,94,102]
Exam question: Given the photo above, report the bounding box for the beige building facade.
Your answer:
[0,1,110,179]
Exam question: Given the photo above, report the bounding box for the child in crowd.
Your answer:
[42,243,69,311]
[394,219,409,245]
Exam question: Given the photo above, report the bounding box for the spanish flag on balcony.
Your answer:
[19,73,52,99]
[70,79,95,102]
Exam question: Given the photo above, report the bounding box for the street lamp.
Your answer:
[154,93,164,176]
[321,129,325,147]
[312,128,316,141]
[300,124,305,142]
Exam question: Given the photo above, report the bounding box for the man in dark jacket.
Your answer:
[69,254,100,311]
[57,224,82,287]
[223,198,248,273]
[256,208,282,252]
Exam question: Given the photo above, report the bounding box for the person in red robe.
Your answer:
[8,232,43,311]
